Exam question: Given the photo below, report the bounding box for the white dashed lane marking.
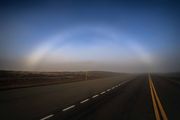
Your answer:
[62,105,76,112]
[40,114,54,120]
[107,89,111,92]
[80,99,89,104]
[100,91,106,95]
[41,80,131,119]
[92,94,99,98]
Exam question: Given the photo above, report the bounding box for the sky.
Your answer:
[0,0,180,73]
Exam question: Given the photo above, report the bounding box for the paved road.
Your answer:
[152,75,180,120]
[51,75,155,120]
[0,75,136,120]
[50,74,180,120]
[1,74,180,120]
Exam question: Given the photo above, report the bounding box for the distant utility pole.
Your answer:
[85,71,88,80]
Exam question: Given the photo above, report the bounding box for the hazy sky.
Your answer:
[0,0,180,72]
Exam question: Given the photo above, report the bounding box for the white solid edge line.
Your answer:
[62,105,76,111]
[40,114,54,120]
[80,99,89,104]
[92,94,99,98]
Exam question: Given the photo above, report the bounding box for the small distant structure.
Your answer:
[85,71,88,81]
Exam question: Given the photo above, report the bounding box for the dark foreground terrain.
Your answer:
[0,72,180,120]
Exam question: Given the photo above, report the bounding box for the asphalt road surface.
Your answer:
[1,74,180,120]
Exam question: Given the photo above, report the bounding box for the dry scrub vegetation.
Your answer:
[0,70,123,90]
